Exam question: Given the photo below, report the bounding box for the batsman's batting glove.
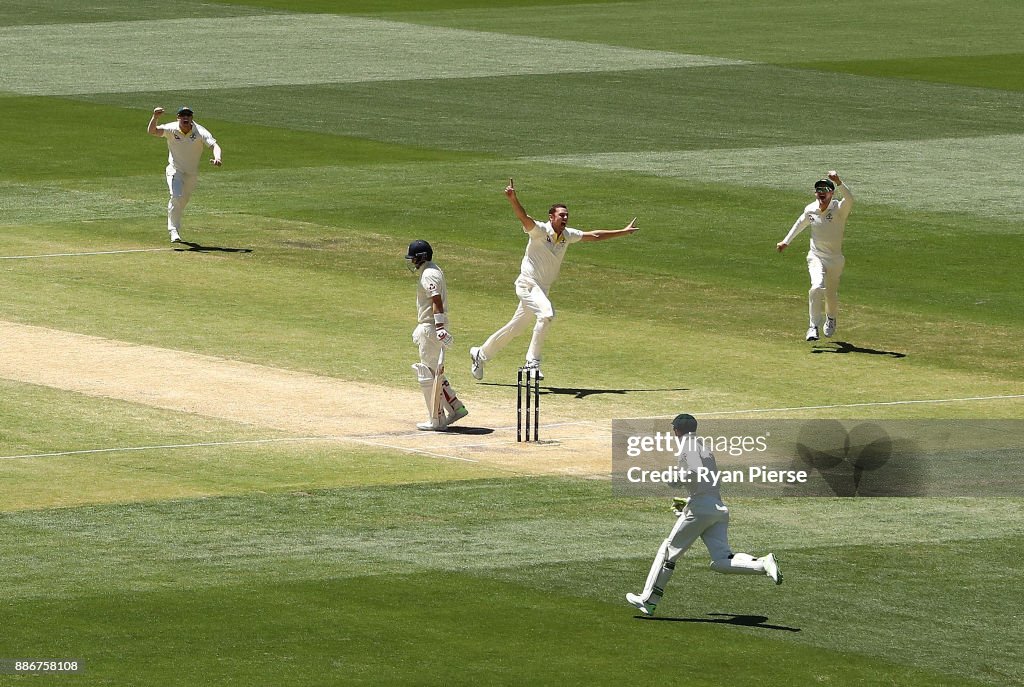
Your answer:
[671,497,688,516]
[436,327,454,348]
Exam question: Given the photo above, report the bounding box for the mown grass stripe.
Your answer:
[530,133,1024,223]
[0,14,746,96]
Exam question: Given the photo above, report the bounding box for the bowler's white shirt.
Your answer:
[782,183,854,257]
[520,221,583,290]
[416,262,447,324]
[157,122,217,174]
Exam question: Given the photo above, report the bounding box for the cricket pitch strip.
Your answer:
[0,320,612,476]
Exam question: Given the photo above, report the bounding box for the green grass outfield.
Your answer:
[1,0,1022,684]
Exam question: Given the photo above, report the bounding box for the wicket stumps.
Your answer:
[516,367,541,442]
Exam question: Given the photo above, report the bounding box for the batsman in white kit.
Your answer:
[777,171,855,341]
[469,179,638,381]
[406,240,469,431]
[626,414,782,617]
[147,105,223,243]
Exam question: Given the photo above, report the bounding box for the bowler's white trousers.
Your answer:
[478,276,554,363]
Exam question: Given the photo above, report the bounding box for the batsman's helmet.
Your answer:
[405,239,433,266]
[814,178,836,193]
[672,413,698,435]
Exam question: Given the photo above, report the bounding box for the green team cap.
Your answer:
[814,178,836,192]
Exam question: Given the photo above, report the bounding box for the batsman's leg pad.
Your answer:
[413,365,443,425]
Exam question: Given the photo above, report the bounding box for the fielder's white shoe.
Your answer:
[523,359,545,380]
[446,405,469,426]
[762,553,783,585]
[625,593,655,616]
[169,229,182,243]
[805,326,819,342]
[469,347,485,381]
[823,316,836,338]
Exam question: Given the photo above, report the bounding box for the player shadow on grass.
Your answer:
[175,241,253,254]
[812,341,906,359]
[638,612,801,633]
[478,383,689,400]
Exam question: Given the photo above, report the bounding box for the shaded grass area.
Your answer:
[0,0,273,26]
[382,0,1024,65]
[74,65,1024,156]
[1,478,1020,685]
[790,53,1024,92]
[1,573,986,687]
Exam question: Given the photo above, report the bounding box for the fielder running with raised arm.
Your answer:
[406,240,469,431]
[469,179,638,380]
[626,414,782,617]
[777,171,854,341]
[147,106,222,243]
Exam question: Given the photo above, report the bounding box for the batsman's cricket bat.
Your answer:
[431,348,445,424]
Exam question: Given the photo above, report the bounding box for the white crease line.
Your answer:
[0,436,333,460]
[1,434,481,465]
[696,394,1024,417]
[0,248,172,260]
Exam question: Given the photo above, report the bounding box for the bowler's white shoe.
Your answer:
[169,229,182,243]
[762,553,783,585]
[469,347,485,381]
[823,316,836,338]
[523,359,545,380]
[625,593,655,616]
[805,326,819,341]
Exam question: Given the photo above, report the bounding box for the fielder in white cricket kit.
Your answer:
[626,414,783,617]
[469,179,638,381]
[777,171,855,341]
[147,106,222,243]
[406,240,469,431]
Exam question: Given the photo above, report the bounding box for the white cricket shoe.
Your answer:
[805,326,819,342]
[469,346,485,381]
[416,417,447,432]
[625,593,655,616]
[446,405,469,426]
[762,553,783,585]
[523,359,545,380]
[170,229,182,243]
[823,316,836,337]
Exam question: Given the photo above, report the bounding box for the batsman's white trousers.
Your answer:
[806,251,845,328]
[413,323,444,372]
[166,165,199,233]
[478,276,554,363]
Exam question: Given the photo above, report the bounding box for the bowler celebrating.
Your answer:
[777,171,855,341]
[147,106,222,243]
[469,179,638,380]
